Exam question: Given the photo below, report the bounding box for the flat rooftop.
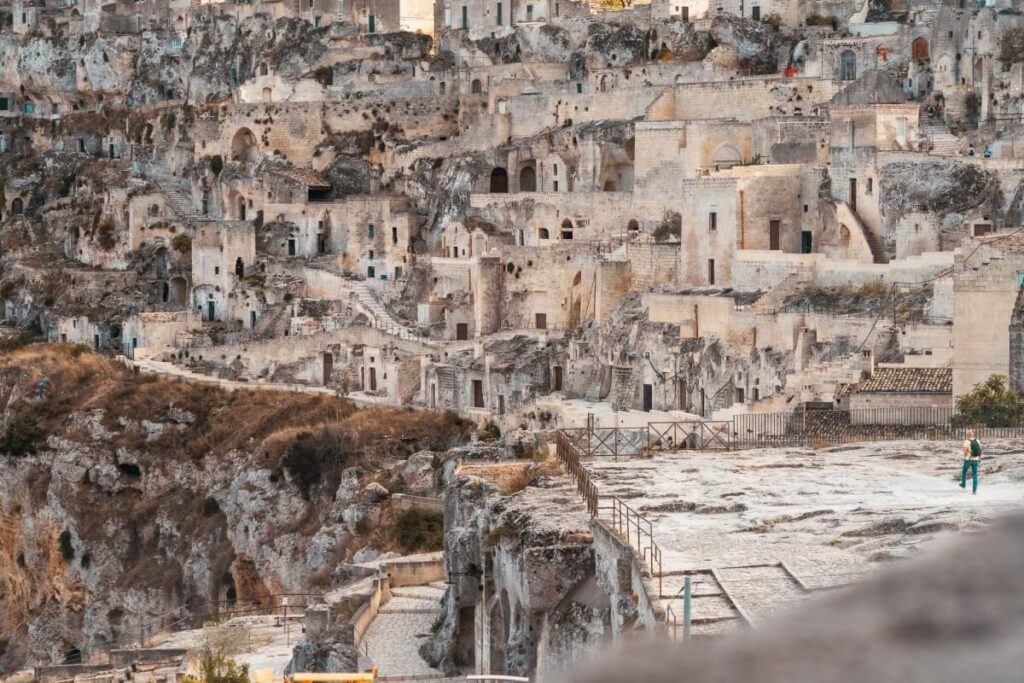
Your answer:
[585,439,1024,635]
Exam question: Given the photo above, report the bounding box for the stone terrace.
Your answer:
[584,439,1024,637]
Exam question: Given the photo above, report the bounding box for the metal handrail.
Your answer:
[556,430,663,596]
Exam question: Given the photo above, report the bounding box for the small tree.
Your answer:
[652,210,682,242]
[953,374,1024,428]
[998,28,1024,66]
[191,628,249,683]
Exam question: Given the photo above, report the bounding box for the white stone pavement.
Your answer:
[362,583,448,679]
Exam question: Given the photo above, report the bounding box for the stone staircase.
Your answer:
[921,122,960,156]
[254,303,292,337]
[349,281,421,341]
[861,223,889,264]
[151,172,200,220]
[748,273,810,315]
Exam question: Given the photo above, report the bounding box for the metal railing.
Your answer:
[124,593,323,648]
[555,430,662,595]
[555,430,599,516]
[733,406,1024,447]
[598,495,663,596]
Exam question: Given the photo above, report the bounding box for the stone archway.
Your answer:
[519,165,536,192]
[489,168,509,193]
[912,37,929,61]
[230,127,257,162]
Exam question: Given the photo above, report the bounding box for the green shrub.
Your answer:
[172,234,192,254]
[477,421,500,442]
[0,404,46,456]
[0,333,35,354]
[953,374,1024,428]
[761,13,782,28]
[652,210,682,242]
[394,508,444,553]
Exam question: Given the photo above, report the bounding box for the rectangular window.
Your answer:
[526,4,533,20]
[444,7,451,25]
[535,313,547,329]
[0,97,8,111]
[368,14,376,32]
[392,227,398,244]
[708,259,715,285]
[553,163,558,174]
[576,83,583,94]
[472,380,484,408]
[314,15,321,26]
[681,6,689,20]
[751,5,760,20]
[867,177,873,194]
[709,212,717,231]
[553,180,559,192]
[462,5,468,28]
[496,1,502,24]
[368,224,375,238]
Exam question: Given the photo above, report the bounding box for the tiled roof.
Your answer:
[854,367,952,394]
[978,231,1024,254]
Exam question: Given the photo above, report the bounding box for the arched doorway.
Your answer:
[489,168,508,193]
[840,51,857,81]
[711,143,743,171]
[519,165,536,192]
[912,38,929,61]
[235,257,244,278]
[230,128,257,162]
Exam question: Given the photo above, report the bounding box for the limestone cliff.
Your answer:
[0,344,472,672]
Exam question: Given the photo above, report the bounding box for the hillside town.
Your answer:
[2,0,1024,679]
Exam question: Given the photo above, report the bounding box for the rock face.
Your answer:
[422,462,608,679]
[0,347,471,671]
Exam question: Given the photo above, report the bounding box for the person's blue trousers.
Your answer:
[960,459,979,493]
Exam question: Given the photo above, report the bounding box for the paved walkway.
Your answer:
[362,583,447,678]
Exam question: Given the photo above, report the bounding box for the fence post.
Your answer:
[683,576,692,642]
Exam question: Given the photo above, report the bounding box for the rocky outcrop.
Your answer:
[422,461,606,679]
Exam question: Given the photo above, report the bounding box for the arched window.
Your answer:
[560,219,574,240]
[912,38,929,61]
[10,198,23,215]
[148,204,160,217]
[627,219,639,232]
[259,63,269,76]
[235,257,244,278]
[519,165,536,192]
[538,228,550,239]
[471,79,482,94]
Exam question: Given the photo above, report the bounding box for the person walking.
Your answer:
[960,430,982,494]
